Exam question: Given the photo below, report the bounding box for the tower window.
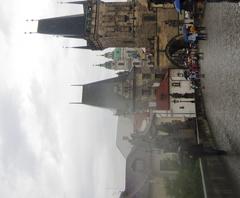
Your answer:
[172,82,181,87]
[118,62,124,66]
[177,73,184,77]
[132,159,145,172]
[143,14,156,22]
[142,88,151,96]
[133,62,140,66]
[142,73,151,79]
[123,40,134,44]
[160,159,178,171]
[124,15,130,22]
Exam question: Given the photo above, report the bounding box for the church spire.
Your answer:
[58,1,88,4]
[63,46,93,50]
[95,61,113,69]
[37,14,87,38]
[80,75,133,111]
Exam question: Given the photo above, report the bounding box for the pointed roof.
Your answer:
[37,14,86,38]
[64,46,93,49]
[81,73,134,111]
[116,115,134,158]
[60,1,87,4]
[120,147,151,198]
[102,51,114,59]
[96,61,113,69]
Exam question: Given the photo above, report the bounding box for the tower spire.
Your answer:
[37,15,86,38]
[69,102,83,104]
[63,46,92,50]
[26,19,38,22]
[71,84,83,86]
[24,32,37,34]
[58,1,87,4]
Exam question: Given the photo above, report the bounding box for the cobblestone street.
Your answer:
[200,2,240,185]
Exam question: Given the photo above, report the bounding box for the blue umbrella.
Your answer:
[182,24,189,42]
[174,0,181,12]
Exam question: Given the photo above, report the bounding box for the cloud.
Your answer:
[0,88,37,176]
[29,79,62,163]
[0,89,39,198]
[0,0,126,197]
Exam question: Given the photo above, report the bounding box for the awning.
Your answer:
[156,72,170,110]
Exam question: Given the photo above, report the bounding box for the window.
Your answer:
[155,73,164,79]
[179,106,184,109]
[177,72,184,77]
[160,159,178,171]
[118,62,124,66]
[133,62,140,66]
[132,159,145,172]
[142,73,151,79]
[142,88,151,96]
[124,15,130,22]
[143,14,156,22]
[123,40,135,44]
[172,82,181,87]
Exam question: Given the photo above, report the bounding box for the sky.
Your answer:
[0,0,126,197]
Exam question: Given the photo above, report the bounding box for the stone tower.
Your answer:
[37,0,157,50]
[72,71,134,114]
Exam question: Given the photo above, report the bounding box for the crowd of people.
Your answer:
[182,23,206,90]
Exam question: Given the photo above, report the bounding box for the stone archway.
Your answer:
[165,34,188,68]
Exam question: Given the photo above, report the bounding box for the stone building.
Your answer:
[120,147,179,198]
[153,69,196,118]
[72,71,134,114]
[75,66,195,118]
[96,48,154,71]
[37,0,184,68]
[119,116,182,198]
[37,0,157,50]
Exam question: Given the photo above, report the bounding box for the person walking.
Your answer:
[180,143,227,159]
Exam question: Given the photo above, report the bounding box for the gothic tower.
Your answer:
[72,71,134,114]
[37,0,157,50]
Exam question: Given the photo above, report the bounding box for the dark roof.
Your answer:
[120,148,151,198]
[37,14,86,37]
[116,116,134,158]
[81,72,134,111]
[64,1,88,4]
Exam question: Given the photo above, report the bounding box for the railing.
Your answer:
[195,118,240,198]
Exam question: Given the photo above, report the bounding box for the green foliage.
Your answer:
[165,160,204,198]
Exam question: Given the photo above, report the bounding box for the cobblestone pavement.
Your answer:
[200,2,240,185]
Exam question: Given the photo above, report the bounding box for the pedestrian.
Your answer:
[180,143,227,159]
[184,70,190,80]
[189,62,200,72]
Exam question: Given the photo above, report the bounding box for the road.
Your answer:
[199,2,240,186]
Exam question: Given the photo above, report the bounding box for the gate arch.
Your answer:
[165,34,188,68]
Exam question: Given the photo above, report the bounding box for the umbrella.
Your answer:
[174,0,181,12]
[182,24,189,42]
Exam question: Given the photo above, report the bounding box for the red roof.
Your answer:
[156,72,170,110]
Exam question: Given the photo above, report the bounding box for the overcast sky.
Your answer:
[0,0,126,197]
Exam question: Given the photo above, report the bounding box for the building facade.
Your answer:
[153,69,196,118]
[97,48,154,71]
[37,0,184,68]
[119,112,197,198]
[37,0,157,50]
